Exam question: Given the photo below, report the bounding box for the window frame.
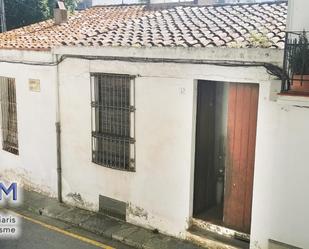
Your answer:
[90,73,136,172]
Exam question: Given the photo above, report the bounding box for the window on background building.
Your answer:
[0,77,19,155]
[91,74,135,171]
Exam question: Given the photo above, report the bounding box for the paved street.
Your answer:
[0,190,201,249]
[0,214,133,249]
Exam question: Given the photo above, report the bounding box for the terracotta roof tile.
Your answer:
[0,1,287,50]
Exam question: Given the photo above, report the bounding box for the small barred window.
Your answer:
[0,77,19,155]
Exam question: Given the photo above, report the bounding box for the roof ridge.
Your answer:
[91,0,287,9]
[194,0,288,7]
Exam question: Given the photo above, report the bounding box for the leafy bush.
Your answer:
[4,0,80,31]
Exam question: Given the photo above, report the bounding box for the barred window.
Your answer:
[91,74,135,171]
[0,77,18,155]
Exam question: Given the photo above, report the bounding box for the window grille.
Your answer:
[0,77,18,155]
[91,74,135,171]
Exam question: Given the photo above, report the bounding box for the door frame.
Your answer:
[189,80,260,235]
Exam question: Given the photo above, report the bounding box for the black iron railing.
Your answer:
[282,31,309,94]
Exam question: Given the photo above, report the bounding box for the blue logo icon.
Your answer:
[0,183,17,201]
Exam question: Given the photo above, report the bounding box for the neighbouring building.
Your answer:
[0,0,308,248]
[92,0,276,6]
[77,0,92,10]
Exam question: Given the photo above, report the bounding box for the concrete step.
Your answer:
[191,218,250,242]
[187,224,250,249]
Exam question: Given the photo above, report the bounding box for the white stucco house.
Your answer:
[0,0,308,248]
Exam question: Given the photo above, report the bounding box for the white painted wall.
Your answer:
[53,47,241,234]
[0,45,309,248]
[287,0,309,31]
[58,57,196,235]
[55,46,309,246]
[0,50,58,197]
[250,90,309,249]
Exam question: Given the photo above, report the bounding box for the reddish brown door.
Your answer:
[223,83,259,233]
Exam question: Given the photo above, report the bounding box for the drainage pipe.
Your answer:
[55,54,63,203]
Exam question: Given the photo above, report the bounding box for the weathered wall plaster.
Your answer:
[0,46,308,248]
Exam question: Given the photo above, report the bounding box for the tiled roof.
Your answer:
[0,1,287,50]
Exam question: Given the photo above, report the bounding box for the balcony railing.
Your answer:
[282,31,309,95]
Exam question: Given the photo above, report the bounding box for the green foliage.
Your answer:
[289,32,309,75]
[47,0,80,14]
[228,30,272,48]
[4,0,80,31]
[247,31,272,48]
[65,0,80,12]
[4,0,49,30]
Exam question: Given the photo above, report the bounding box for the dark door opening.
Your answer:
[193,81,259,234]
[193,81,227,225]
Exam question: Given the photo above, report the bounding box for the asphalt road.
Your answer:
[0,213,134,249]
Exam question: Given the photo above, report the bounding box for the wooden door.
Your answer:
[193,82,217,215]
[223,83,259,233]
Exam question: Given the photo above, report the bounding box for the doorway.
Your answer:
[193,81,259,234]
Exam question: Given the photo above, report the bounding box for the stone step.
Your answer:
[187,224,249,249]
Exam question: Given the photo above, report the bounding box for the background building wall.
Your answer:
[250,88,309,249]
[77,0,92,10]
[287,0,309,31]
[92,0,280,6]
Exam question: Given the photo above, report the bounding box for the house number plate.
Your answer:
[29,79,41,92]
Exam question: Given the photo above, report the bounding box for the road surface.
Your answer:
[0,211,133,249]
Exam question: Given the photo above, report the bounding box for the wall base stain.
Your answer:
[127,203,148,220]
[252,240,262,249]
[64,192,97,211]
[0,168,56,198]
[67,192,84,204]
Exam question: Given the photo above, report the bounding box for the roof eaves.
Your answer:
[0,47,51,52]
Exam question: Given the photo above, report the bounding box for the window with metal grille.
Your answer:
[91,74,135,171]
[0,77,19,155]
